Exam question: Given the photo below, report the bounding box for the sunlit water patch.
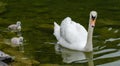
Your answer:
[98,60,120,66]
[104,38,120,43]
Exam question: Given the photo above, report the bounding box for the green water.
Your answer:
[0,0,120,66]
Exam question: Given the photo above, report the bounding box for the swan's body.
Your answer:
[54,18,87,51]
[11,36,23,46]
[11,36,24,52]
[8,21,21,32]
[54,11,97,52]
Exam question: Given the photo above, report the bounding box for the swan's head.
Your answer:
[90,11,97,27]
[19,36,23,43]
[16,21,21,26]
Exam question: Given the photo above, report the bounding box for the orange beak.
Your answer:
[90,19,96,27]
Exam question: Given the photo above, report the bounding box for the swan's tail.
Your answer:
[53,22,60,40]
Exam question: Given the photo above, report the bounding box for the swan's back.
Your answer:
[54,17,87,51]
[11,37,20,45]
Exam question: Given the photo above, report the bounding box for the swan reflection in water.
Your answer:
[55,44,94,66]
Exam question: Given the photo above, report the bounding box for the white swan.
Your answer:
[8,21,21,32]
[11,36,24,52]
[11,36,23,46]
[54,11,97,52]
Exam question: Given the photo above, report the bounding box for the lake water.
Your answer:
[0,0,120,66]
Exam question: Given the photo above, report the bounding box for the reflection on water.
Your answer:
[95,50,120,60]
[94,50,120,66]
[108,27,119,33]
[98,60,120,66]
[55,45,94,66]
[55,46,86,63]
[108,27,112,31]
[104,38,120,43]
[54,42,120,66]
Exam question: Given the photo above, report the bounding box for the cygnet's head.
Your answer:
[19,36,23,42]
[89,11,97,27]
[16,21,21,26]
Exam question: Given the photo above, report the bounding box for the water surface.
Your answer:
[0,0,120,66]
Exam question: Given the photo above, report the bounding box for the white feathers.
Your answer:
[54,17,88,51]
[8,21,21,32]
[54,11,98,51]
[7,20,24,52]
[90,11,97,18]
[54,22,60,40]
[11,36,24,52]
[11,36,23,46]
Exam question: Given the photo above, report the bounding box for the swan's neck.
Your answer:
[84,20,94,52]
[17,24,20,27]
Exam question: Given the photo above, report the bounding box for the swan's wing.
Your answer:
[8,24,17,29]
[53,22,60,40]
[11,37,19,44]
[72,21,87,39]
[60,18,87,45]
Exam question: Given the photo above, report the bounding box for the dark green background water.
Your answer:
[0,0,120,66]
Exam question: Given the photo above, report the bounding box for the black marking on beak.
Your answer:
[92,15,96,20]
[92,25,95,28]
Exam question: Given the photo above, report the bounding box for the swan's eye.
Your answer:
[90,15,96,27]
[91,15,96,20]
